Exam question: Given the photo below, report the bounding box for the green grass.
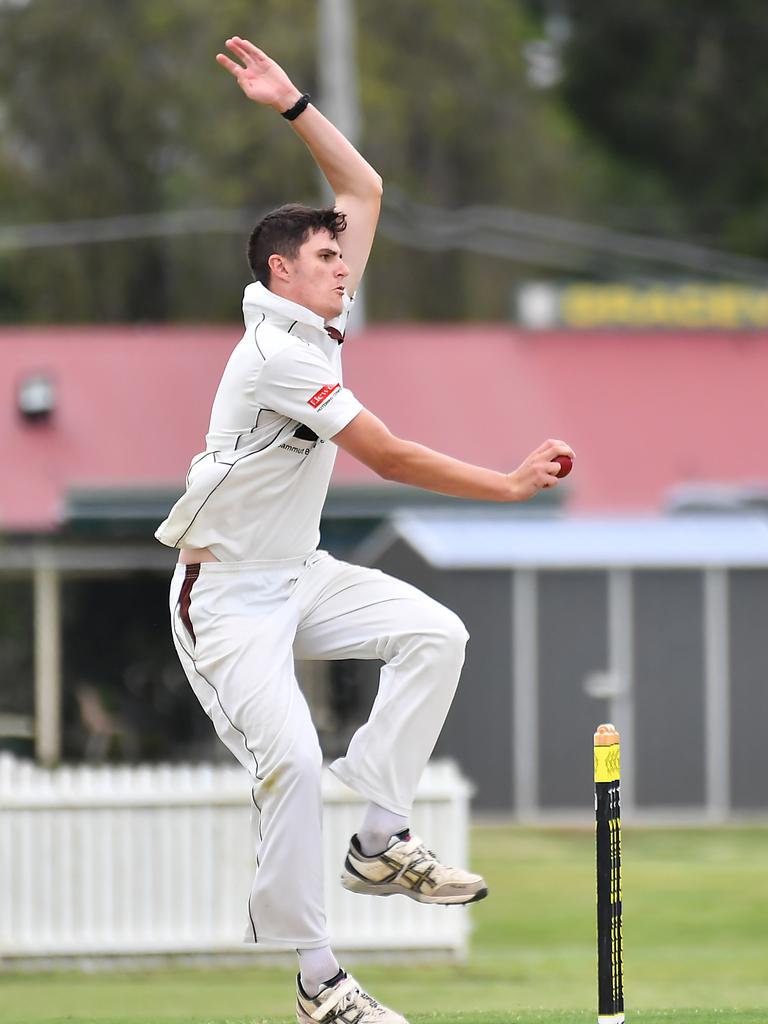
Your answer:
[2,825,767,1023]
[1,1017,763,1024]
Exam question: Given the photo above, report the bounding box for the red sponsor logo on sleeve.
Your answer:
[308,383,341,409]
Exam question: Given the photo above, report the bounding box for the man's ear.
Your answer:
[268,253,291,283]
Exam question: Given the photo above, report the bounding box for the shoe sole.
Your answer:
[341,872,488,905]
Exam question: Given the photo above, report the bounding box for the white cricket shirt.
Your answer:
[155,282,363,561]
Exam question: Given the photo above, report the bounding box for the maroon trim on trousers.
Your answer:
[178,563,200,644]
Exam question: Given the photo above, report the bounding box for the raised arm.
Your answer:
[216,36,382,294]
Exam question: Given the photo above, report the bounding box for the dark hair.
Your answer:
[247,204,347,286]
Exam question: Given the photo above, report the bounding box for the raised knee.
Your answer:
[424,605,469,664]
[441,608,469,650]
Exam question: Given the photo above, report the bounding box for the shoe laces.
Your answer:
[315,975,383,1021]
[392,837,440,882]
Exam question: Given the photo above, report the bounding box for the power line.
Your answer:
[0,208,249,250]
[2,194,767,283]
[381,188,768,282]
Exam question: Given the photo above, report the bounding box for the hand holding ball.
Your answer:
[554,455,573,478]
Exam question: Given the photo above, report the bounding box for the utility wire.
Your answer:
[0,208,248,249]
[381,188,768,282]
[1,192,767,283]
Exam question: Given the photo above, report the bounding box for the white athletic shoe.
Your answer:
[296,970,408,1024]
[340,831,488,905]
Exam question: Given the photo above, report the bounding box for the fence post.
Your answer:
[33,551,62,767]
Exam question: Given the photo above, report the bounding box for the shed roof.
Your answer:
[382,511,768,569]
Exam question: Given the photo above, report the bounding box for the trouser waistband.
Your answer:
[173,551,324,575]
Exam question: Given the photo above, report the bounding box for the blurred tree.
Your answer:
[0,0,320,322]
[358,0,603,319]
[0,0,598,322]
[559,1,768,254]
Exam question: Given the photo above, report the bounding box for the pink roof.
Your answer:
[2,323,767,531]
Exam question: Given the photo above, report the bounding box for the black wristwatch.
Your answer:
[282,93,311,121]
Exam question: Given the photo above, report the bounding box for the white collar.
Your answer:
[242,281,327,331]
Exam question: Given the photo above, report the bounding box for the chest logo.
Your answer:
[308,383,340,409]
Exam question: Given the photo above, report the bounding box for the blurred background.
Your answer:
[1,0,768,996]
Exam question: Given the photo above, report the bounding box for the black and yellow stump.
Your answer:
[594,723,624,1024]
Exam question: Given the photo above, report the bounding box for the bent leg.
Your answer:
[169,564,328,949]
[294,558,468,816]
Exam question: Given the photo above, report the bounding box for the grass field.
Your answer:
[3,825,767,1024]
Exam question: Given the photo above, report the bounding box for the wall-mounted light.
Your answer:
[17,372,56,423]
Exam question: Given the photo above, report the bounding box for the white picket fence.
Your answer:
[0,756,473,964]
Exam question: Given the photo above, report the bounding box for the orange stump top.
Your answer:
[594,723,620,747]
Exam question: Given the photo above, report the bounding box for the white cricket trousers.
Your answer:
[168,550,468,950]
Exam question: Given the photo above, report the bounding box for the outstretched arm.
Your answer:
[333,410,575,502]
[217,36,382,294]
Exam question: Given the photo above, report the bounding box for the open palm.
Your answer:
[216,36,297,109]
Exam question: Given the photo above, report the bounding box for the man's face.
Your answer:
[276,229,349,320]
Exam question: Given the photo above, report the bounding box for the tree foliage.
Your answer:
[0,0,320,321]
[0,1,626,322]
[358,0,602,319]
[560,1,768,255]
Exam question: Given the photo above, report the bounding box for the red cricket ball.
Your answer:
[554,454,573,478]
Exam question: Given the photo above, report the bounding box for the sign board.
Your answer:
[517,282,768,330]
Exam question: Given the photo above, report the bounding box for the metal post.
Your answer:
[607,569,635,816]
[317,0,367,328]
[318,0,360,143]
[512,570,538,819]
[704,569,730,822]
[33,551,62,766]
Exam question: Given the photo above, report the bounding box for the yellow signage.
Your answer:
[518,282,768,329]
[560,284,768,329]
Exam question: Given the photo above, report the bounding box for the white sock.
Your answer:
[298,946,341,997]
[357,802,409,856]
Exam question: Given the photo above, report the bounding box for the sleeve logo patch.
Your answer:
[308,383,340,409]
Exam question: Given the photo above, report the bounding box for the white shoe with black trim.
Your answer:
[340,831,488,906]
[296,970,408,1024]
